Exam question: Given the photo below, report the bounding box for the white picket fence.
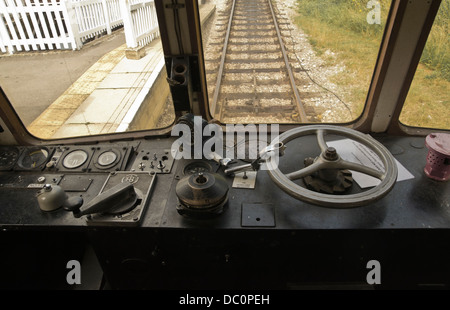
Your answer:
[68,0,123,47]
[0,0,158,54]
[120,0,159,48]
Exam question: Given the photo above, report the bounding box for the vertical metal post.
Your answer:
[120,0,138,48]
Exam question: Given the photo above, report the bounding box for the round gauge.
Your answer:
[19,147,49,170]
[0,147,20,170]
[183,161,213,175]
[63,150,88,169]
[97,150,118,167]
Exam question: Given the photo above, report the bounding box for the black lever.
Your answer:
[63,196,84,215]
[64,182,137,218]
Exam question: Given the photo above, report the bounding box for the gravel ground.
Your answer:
[276,0,354,122]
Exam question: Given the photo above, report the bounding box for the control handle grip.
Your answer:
[64,182,137,218]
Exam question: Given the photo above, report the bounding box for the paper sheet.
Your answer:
[327,139,414,188]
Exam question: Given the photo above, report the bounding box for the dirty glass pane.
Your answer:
[202,0,392,124]
[0,0,173,139]
[399,0,449,130]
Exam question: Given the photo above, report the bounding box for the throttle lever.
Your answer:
[63,196,84,214]
[64,182,137,218]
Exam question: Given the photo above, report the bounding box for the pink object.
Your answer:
[424,133,450,181]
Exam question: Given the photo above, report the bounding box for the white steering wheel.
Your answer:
[266,125,398,208]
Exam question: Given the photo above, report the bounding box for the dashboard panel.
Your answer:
[0,133,449,289]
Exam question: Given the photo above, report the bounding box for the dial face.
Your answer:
[183,161,212,175]
[0,148,20,170]
[63,150,88,169]
[97,151,118,167]
[19,148,49,169]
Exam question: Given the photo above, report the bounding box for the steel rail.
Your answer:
[210,0,236,119]
[267,0,307,122]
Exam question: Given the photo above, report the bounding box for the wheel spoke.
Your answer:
[338,160,385,180]
[316,129,328,152]
[286,160,323,181]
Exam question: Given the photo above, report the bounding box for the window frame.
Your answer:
[0,0,446,146]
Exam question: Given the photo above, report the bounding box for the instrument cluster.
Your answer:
[0,143,136,173]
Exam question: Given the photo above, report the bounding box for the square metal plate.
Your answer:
[241,203,275,227]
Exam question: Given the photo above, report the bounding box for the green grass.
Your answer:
[400,0,449,129]
[421,0,449,81]
[294,0,449,129]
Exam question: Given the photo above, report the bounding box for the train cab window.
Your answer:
[399,0,449,130]
[202,0,392,124]
[0,0,396,139]
[0,0,174,139]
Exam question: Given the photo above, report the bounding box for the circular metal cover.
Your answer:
[176,172,229,209]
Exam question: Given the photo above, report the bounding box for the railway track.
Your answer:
[205,0,311,124]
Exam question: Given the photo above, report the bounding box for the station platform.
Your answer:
[28,3,216,139]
